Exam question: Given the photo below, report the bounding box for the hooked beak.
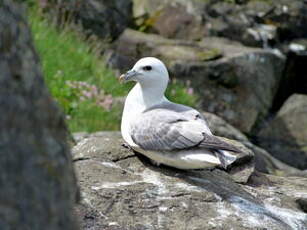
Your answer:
[119,70,138,83]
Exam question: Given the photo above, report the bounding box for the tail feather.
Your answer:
[215,150,237,169]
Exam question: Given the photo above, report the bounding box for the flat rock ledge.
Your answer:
[73,132,307,230]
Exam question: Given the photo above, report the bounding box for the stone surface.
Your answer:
[42,0,132,41]
[257,94,307,169]
[0,1,78,229]
[72,132,254,184]
[108,29,285,133]
[73,132,307,230]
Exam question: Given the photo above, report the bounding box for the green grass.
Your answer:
[29,9,197,132]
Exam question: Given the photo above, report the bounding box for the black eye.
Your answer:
[143,66,152,71]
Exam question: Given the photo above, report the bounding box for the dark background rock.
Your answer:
[172,50,285,134]
[257,94,307,169]
[132,0,307,48]
[0,1,78,229]
[41,0,133,41]
[272,45,307,112]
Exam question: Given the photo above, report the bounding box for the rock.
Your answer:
[0,1,78,229]
[257,94,307,169]
[243,24,278,48]
[204,0,276,47]
[203,111,248,142]
[132,0,307,48]
[207,0,307,46]
[108,29,285,133]
[72,132,135,162]
[72,132,254,184]
[246,143,307,177]
[203,112,306,177]
[219,137,255,184]
[174,49,285,134]
[42,0,132,41]
[261,0,307,41]
[73,132,307,230]
[272,41,307,111]
[106,29,223,71]
[296,198,307,213]
[132,0,207,41]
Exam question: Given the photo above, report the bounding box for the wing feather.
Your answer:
[130,108,241,153]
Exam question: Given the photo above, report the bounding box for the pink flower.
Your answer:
[97,95,113,110]
[187,87,194,95]
[82,90,93,99]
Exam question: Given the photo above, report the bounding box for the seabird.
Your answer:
[120,57,240,169]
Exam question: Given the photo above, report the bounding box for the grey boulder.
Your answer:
[41,0,132,41]
[0,1,78,229]
[73,132,307,230]
[257,94,307,169]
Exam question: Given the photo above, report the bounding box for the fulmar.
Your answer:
[120,57,240,169]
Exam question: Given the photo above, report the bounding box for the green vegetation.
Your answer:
[29,9,197,132]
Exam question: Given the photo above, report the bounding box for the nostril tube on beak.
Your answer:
[118,70,138,84]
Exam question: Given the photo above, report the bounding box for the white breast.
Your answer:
[121,85,145,148]
[121,83,166,148]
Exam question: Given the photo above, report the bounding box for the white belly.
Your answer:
[133,146,221,169]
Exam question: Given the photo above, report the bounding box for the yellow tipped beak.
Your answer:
[119,74,125,84]
[118,70,137,83]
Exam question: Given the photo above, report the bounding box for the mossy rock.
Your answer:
[197,48,223,61]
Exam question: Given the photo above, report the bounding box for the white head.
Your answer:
[120,57,169,90]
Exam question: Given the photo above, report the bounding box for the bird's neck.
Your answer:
[126,82,167,113]
[140,81,167,108]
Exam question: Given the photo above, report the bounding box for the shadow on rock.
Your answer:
[136,153,302,230]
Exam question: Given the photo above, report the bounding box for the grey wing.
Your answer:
[130,109,241,152]
[198,135,241,152]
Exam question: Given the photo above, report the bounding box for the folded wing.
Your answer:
[130,109,241,153]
